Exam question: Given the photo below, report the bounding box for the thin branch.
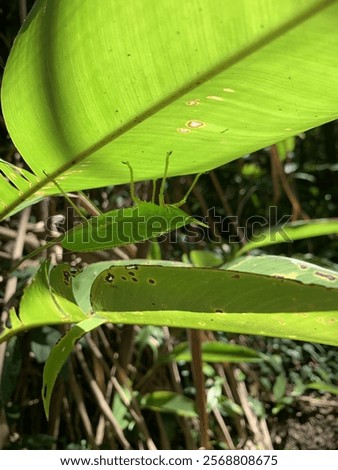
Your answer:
[68,361,98,449]
[110,375,157,450]
[0,207,31,449]
[0,226,40,250]
[18,0,27,24]
[209,170,245,243]
[270,145,309,221]
[74,345,131,449]
[235,368,273,450]
[188,329,211,449]
[211,406,235,449]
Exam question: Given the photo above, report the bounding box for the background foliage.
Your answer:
[0,0,337,450]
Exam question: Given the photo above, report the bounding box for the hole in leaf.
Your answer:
[105,274,114,283]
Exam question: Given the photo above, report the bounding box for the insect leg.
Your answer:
[151,179,157,203]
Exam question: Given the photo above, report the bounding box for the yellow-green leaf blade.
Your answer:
[237,219,338,256]
[90,263,338,346]
[2,1,338,219]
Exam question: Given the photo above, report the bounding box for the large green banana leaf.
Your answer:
[1,0,338,219]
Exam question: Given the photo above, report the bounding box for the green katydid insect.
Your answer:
[60,151,207,252]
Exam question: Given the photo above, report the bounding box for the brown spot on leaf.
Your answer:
[177,127,191,134]
[206,95,224,101]
[315,271,336,281]
[186,99,200,106]
[186,120,205,129]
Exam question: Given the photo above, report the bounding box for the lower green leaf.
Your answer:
[0,261,86,344]
[236,219,338,256]
[223,255,338,288]
[91,263,338,346]
[42,316,106,419]
[163,342,263,364]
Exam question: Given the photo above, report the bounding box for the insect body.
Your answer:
[61,201,204,251]
[61,152,207,252]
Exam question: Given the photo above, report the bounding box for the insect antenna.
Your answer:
[158,150,173,206]
[174,172,203,208]
[122,161,142,204]
[43,170,91,222]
